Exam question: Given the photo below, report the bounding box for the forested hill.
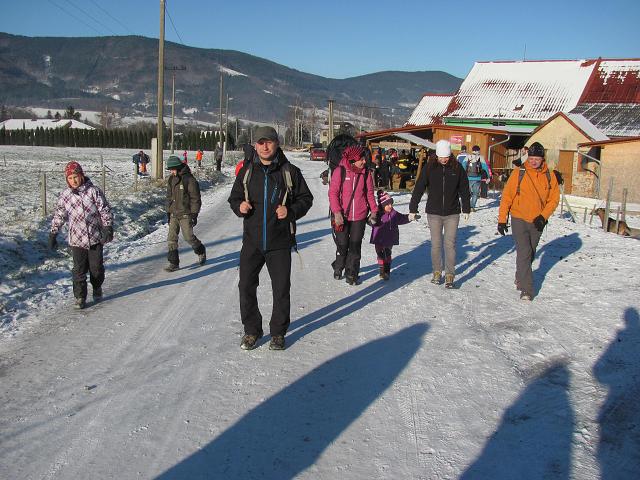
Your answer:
[0,32,462,123]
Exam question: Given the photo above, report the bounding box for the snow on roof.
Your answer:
[570,103,640,137]
[566,113,609,141]
[0,119,95,130]
[406,94,454,126]
[579,59,640,103]
[444,60,597,122]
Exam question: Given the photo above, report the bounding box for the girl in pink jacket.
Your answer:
[328,145,377,285]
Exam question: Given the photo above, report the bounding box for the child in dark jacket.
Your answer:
[369,190,414,280]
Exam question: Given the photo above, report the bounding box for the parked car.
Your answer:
[310,147,326,161]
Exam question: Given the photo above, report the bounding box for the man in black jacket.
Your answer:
[228,126,313,351]
[165,156,206,271]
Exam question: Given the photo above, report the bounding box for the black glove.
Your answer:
[497,223,509,236]
[102,225,114,244]
[191,214,198,227]
[48,233,58,250]
[367,212,378,226]
[167,212,171,223]
[533,215,547,232]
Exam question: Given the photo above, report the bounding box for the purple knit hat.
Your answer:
[377,190,393,207]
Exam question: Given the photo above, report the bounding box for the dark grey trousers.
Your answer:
[511,217,543,295]
[167,214,204,264]
[71,244,104,300]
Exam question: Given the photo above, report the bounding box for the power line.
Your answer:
[47,0,103,35]
[88,0,134,35]
[165,1,185,45]
[63,0,118,35]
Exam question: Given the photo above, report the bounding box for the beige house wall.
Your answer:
[528,116,599,197]
[527,116,590,170]
[598,141,640,203]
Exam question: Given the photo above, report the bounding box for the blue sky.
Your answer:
[1,0,638,79]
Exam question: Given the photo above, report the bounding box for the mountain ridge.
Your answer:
[0,32,462,125]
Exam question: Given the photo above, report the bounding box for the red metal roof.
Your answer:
[579,59,640,103]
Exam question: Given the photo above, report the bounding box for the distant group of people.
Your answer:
[48,131,559,346]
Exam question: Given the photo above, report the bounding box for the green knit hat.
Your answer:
[166,156,183,169]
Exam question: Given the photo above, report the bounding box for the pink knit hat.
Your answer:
[377,189,393,207]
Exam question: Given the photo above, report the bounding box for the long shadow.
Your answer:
[455,234,515,286]
[156,323,429,480]
[104,227,328,302]
[460,362,574,479]
[533,232,582,292]
[286,241,430,346]
[593,307,640,479]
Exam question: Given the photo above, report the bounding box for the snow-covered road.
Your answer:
[1,154,639,479]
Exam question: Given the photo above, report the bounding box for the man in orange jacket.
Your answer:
[497,142,560,300]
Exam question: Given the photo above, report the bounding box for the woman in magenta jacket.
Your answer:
[328,145,378,285]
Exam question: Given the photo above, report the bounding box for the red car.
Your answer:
[310,147,327,161]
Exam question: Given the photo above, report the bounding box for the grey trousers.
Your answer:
[427,214,460,275]
[167,214,204,257]
[511,217,543,295]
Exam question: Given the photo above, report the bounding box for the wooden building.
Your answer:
[577,137,640,203]
[526,112,608,195]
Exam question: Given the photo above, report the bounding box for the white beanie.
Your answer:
[435,139,451,158]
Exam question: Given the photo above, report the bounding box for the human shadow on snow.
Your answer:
[455,228,514,286]
[593,307,640,479]
[103,226,328,302]
[460,362,574,479]
[285,241,430,347]
[155,323,429,480]
[533,232,582,293]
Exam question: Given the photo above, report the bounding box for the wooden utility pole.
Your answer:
[219,73,224,150]
[155,0,165,179]
[328,99,335,144]
[166,65,186,154]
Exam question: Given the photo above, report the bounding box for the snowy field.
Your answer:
[0,145,236,325]
[1,150,639,479]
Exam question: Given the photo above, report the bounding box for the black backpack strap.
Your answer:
[516,168,526,195]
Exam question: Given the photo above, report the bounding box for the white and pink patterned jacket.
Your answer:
[50,178,113,249]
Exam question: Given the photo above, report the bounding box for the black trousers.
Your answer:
[332,219,366,279]
[71,244,104,299]
[239,244,291,337]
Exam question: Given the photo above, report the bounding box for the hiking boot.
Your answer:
[164,263,179,272]
[240,333,263,351]
[444,274,455,289]
[74,297,86,310]
[520,291,533,301]
[93,287,103,301]
[198,252,206,266]
[346,275,358,285]
[333,269,343,280]
[431,271,442,284]
[269,335,285,351]
[379,266,389,280]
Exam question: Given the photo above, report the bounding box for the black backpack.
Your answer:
[326,134,359,176]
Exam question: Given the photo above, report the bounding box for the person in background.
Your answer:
[329,145,378,285]
[182,150,188,164]
[195,149,203,168]
[48,161,114,309]
[214,145,223,171]
[497,141,560,301]
[165,155,206,272]
[456,145,468,165]
[369,189,414,280]
[132,150,150,176]
[228,126,313,351]
[460,145,490,211]
[409,140,471,289]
